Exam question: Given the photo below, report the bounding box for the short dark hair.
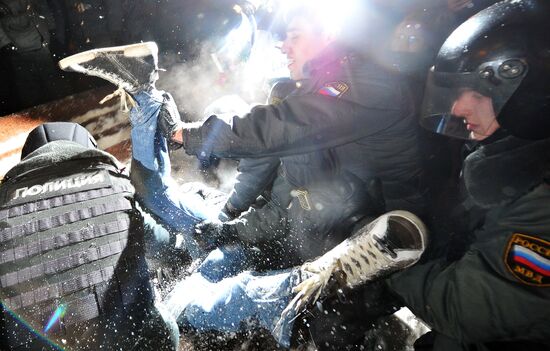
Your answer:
[283,4,325,34]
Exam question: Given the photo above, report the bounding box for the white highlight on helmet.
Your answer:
[217,12,255,64]
[441,15,484,56]
[242,30,290,97]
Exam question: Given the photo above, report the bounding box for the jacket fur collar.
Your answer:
[463,136,550,208]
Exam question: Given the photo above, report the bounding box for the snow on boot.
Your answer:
[58,42,159,94]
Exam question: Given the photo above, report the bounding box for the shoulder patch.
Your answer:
[504,233,550,286]
[317,82,349,98]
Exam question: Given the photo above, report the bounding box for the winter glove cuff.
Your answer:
[157,92,185,142]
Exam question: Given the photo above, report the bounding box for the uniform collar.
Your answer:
[302,42,351,78]
[463,135,550,208]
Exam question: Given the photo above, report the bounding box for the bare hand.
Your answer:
[171,128,184,144]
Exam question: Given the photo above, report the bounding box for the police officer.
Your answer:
[58,2,426,271]
[0,122,178,350]
[178,3,427,268]
[384,1,550,349]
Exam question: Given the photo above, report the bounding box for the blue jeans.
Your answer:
[164,268,298,348]
[129,90,298,347]
[130,89,219,259]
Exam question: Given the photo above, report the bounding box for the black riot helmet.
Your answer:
[21,122,97,159]
[420,0,550,140]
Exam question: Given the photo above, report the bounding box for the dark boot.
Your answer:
[58,42,159,93]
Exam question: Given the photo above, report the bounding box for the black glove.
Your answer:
[221,202,242,220]
[194,220,238,251]
[157,92,185,144]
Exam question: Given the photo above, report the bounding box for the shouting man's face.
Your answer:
[451,89,500,140]
[281,16,333,80]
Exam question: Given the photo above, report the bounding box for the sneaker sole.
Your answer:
[58,42,158,71]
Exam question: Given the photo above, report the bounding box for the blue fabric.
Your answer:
[197,245,252,282]
[164,268,298,348]
[129,89,298,347]
[130,90,219,259]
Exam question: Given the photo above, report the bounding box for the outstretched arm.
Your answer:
[164,67,410,159]
[179,93,405,159]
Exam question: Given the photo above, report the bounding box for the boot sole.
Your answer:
[59,42,158,71]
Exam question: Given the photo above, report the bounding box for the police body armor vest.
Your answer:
[0,157,152,350]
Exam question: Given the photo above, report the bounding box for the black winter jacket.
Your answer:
[183,43,425,213]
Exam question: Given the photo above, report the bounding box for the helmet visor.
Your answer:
[211,11,256,72]
[420,61,526,140]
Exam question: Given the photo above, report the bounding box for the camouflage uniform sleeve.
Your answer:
[386,195,550,344]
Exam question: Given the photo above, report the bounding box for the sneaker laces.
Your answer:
[274,211,427,337]
[100,86,137,112]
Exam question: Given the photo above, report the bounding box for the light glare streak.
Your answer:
[44,304,67,333]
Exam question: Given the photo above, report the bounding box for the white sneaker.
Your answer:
[278,211,428,323]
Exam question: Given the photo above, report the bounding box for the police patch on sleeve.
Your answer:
[317,82,349,98]
[504,233,550,286]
